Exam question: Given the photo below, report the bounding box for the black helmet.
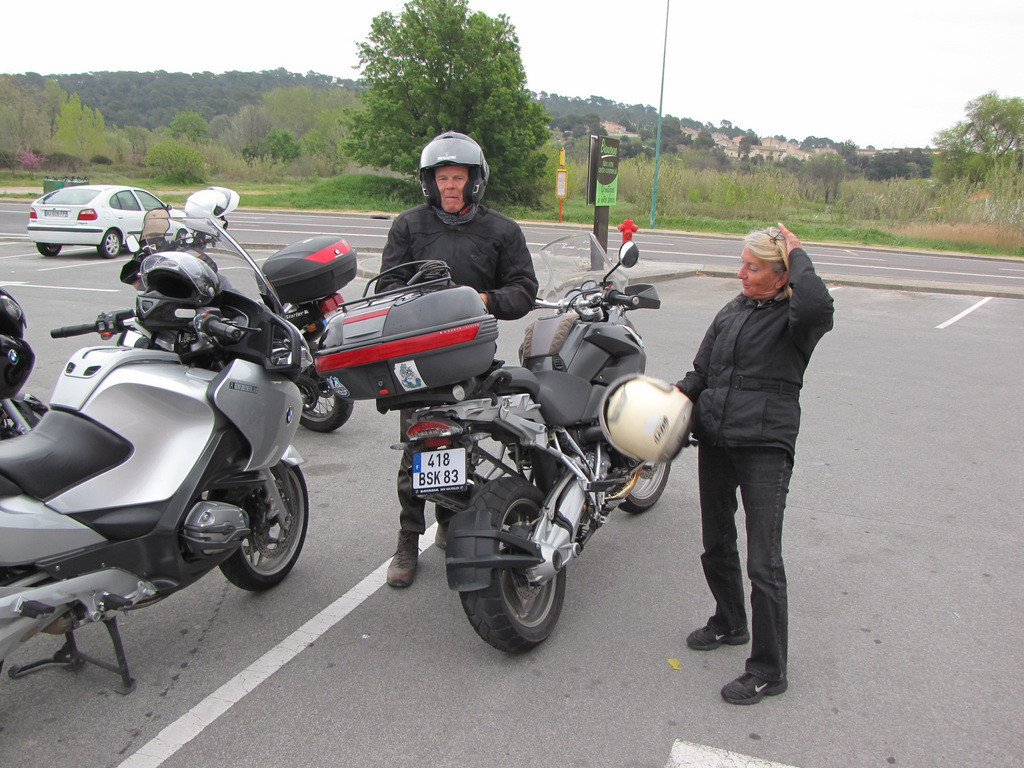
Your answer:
[0,289,27,339]
[0,336,33,399]
[419,131,489,208]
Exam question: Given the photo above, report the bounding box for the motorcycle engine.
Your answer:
[181,501,250,557]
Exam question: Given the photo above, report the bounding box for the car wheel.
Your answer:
[97,229,123,259]
[35,243,62,257]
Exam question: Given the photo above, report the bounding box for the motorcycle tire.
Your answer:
[220,462,309,591]
[458,476,565,653]
[298,370,354,433]
[619,460,671,514]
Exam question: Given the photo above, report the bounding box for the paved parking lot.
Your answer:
[0,239,1020,768]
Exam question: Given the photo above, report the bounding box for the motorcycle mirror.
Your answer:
[125,235,140,253]
[618,241,640,268]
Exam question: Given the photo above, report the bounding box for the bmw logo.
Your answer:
[286,407,294,424]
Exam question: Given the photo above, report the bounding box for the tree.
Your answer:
[801,152,844,203]
[345,0,550,205]
[145,141,206,184]
[169,110,210,142]
[53,93,106,159]
[934,91,1024,182]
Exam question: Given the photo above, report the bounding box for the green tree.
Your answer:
[169,110,210,142]
[801,152,844,203]
[934,91,1024,182]
[0,76,47,154]
[54,93,107,158]
[345,0,550,205]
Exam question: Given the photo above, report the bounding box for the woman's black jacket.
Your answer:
[676,248,834,456]
[377,204,538,321]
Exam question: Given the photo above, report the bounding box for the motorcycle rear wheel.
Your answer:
[297,369,354,433]
[458,477,565,653]
[619,460,671,514]
[220,462,309,591]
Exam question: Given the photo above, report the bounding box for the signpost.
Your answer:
[587,135,620,255]
[555,149,569,222]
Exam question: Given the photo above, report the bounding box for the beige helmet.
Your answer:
[599,374,693,462]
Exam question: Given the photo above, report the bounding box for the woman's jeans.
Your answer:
[697,444,793,682]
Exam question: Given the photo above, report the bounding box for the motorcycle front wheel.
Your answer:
[619,460,671,514]
[458,477,565,653]
[297,368,354,433]
[220,462,309,591]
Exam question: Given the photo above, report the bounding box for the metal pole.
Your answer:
[650,0,670,229]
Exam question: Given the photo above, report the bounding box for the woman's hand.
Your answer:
[777,222,802,252]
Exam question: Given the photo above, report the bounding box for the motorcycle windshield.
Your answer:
[535,232,628,302]
[137,210,284,313]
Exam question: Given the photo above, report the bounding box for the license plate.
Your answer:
[412,448,466,492]
[44,209,69,217]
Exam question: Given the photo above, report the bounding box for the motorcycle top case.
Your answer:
[263,236,358,304]
[314,284,498,402]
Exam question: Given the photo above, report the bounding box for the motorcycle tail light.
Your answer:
[78,208,98,221]
[319,292,344,314]
[407,418,463,441]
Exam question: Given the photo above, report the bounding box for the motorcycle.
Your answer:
[0,212,310,693]
[263,237,358,433]
[315,232,672,652]
[179,187,357,434]
[0,288,48,439]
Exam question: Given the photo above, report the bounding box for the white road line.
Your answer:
[117,525,438,768]
[936,296,993,329]
[666,740,801,768]
[2,282,119,293]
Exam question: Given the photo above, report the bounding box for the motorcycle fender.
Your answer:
[445,507,496,591]
[444,508,543,592]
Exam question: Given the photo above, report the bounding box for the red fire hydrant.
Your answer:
[618,218,639,242]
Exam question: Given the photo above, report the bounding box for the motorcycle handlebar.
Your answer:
[51,309,135,339]
[195,311,245,343]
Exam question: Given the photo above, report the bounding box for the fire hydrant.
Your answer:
[618,218,639,242]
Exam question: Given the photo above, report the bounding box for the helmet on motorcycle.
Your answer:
[0,335,34,399]
[139,252,221,307]
[419,131,489,208]
[0,289,27,340]
[598,374,693,463]
[184,186,239,219]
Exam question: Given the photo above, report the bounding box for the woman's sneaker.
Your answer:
[685,624,750,650]
[720,672,787,705]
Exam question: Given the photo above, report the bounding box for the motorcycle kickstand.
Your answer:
[7,617,137,695]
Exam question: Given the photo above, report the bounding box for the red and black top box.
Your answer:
[314,285,498,404]
[263,237,358,305]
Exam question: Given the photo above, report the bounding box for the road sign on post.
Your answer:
[555,149,569,222]
[587,136,620,254]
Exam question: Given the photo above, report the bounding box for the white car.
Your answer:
[27,184,172,258]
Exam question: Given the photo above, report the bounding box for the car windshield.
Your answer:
[42,187,100,205]
[535,232,629,302]
[137,210,283,313]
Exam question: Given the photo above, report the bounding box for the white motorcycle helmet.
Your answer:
[184,186,240,219]
[599,374,693,462]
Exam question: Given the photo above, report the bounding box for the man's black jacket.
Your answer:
[378,204,538,321]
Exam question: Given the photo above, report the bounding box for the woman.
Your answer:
[675,223,834,705]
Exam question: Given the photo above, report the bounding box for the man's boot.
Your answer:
[387,530,419,588]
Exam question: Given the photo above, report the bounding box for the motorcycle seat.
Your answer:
[0,409,132,501]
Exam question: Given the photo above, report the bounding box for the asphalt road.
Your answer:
[2,200,1023,298]
[0,225,1020,768]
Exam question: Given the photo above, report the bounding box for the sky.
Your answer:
[3,0,1021,150]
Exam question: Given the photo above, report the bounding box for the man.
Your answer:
[378,131,538,588]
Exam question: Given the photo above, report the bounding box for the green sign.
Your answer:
[587,136,620,207]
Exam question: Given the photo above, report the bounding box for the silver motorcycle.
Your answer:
[0,212,309,693]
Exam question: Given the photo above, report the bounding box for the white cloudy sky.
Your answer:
[3,0,1020,149]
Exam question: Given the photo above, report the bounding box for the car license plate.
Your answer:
[412,448,466,493]
[43,209,68,217]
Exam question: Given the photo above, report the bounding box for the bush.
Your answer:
[145,141,206,185]
[43,152,83,173]
[90,154,113,165]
